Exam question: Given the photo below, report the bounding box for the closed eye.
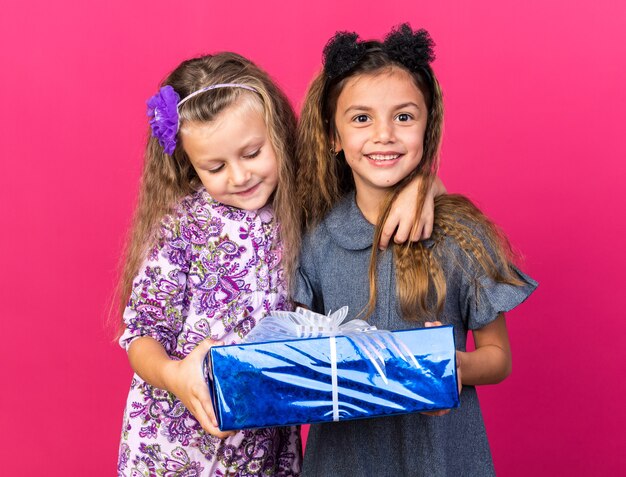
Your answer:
[244,149,261,159]
[207,163,225,174]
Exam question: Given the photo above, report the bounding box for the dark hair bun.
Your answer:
[384,24,435,71]
[323,31,367,79]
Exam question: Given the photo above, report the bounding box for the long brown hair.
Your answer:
[114,53,299,335]
[297,41,523,321]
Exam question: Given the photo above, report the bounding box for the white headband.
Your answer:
[177,83,258,109]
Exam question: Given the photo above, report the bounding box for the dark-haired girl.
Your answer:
[294,25,537,476]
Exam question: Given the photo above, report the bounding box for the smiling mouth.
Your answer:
[366,153,401,162]
[234,183,261,196]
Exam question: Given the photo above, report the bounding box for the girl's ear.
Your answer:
[332,135,343,154]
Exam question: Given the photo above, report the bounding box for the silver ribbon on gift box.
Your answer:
[244,307,419,421]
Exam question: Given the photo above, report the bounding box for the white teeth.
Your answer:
[368,154,400,161]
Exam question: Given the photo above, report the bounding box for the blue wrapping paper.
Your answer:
[208,325,459,431]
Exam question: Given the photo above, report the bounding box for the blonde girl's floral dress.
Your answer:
[117,188,302,477]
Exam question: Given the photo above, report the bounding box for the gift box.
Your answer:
[207,311,459,431]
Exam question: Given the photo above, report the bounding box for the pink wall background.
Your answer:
[1,1,624,475]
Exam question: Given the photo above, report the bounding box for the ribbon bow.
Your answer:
[245,307,419,421]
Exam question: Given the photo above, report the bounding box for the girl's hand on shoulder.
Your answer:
[379,176,446,250]
[164,338,236,439]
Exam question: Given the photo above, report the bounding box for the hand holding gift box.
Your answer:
[207,308,460,431]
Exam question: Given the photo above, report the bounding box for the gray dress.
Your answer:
[293,193,537,477]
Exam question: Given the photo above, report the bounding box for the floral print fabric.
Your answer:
[118,188,301,476]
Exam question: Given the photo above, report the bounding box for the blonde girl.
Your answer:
[116,52,303,476]
[294,25,537,476]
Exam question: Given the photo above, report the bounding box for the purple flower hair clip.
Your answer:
[146,85,180,155]
[146,83,259,156]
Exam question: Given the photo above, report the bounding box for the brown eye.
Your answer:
[396,113,412,122]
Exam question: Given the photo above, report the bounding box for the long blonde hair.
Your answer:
[297,42,522,321]
[114,53,299,334]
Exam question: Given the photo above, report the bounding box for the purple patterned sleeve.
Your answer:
[119,212,191,356]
